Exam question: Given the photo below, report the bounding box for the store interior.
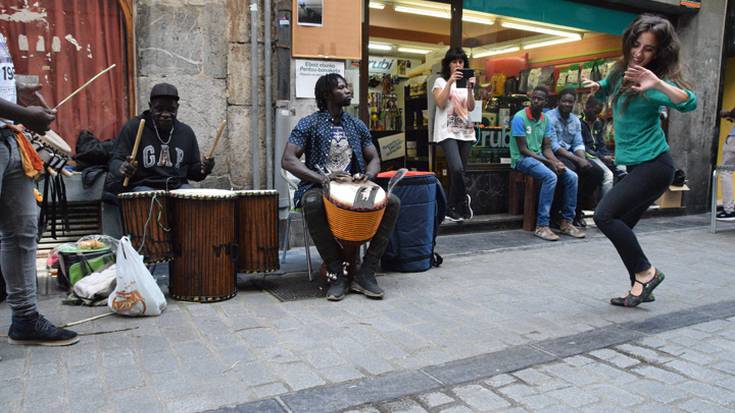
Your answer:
[364,0,623,215]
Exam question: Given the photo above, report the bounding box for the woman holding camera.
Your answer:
[433,47,476,222]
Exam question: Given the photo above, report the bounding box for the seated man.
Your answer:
[546,88,605,227]
[281,73,400,301]
[510,86,585,241]
[580,96,616,197]
[103,83,215,237]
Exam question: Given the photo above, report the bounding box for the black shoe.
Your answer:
[8,313,79,346]
[326,276,349,301]
[610,293,655,306]
[716,210,735,221]
[573,211,587,228]
[445,208,464,223]
[351,269,384,299]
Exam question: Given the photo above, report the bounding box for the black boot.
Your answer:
[351,267,384,299]
[8,312,79,346]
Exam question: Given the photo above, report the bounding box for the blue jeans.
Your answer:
[515,156,578,227]
[0,130,40,317]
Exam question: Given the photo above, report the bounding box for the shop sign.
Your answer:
[369,56,420,76]
[295,59,345,98]
[377,132,406,161]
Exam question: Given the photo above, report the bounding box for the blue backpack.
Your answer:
[378,172,446,272]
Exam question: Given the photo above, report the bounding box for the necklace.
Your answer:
[152,120,174,145]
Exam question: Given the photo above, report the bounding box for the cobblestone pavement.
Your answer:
[1,215,734,412]
[340,317,735,413]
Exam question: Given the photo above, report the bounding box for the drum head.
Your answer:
[118,190,167,199]
[169,188,237,199]
[328,180,386,211]
[40,130,72,155]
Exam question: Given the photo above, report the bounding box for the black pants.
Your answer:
[559,156,605,212]
[302,187,401,275]
[593,152,675,285]
[439,139,472,210]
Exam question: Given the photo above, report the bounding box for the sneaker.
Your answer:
[559,220,586,238]
[463,194,474,220]
[534,226,559,241]
[8,313,79,346]
[326,276,349,301]
[716,210,735,221]
[351,269,384,299]
[445,208,464,223]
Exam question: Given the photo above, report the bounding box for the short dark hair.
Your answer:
[314,73,346,111]
[441,48,470,80]
[558,88,577,100]
[585,96,603,110]
[531,85,549,96]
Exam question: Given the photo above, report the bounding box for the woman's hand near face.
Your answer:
[581,76,600,94]
[449,69,463,85]
[624,65,661,92]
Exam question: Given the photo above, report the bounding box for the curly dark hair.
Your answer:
[314,73,346,111]
[557,87,577,100]
[441,48,470,80]
[610,14,691,110]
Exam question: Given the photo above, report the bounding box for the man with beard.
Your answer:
[281,73,399,301]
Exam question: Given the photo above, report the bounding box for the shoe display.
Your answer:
[351,269,384,299]
[534,226,559,241]
[8,313,79,346]
[326,276,349,301]
[559,220,586,238]
[716,210,735,221]
[463,194,474,220]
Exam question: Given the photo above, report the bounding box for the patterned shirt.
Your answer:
[288,110,373,205]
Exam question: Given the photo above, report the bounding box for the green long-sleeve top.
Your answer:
[596,75,697,165]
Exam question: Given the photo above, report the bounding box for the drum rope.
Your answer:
[138,193,170,255]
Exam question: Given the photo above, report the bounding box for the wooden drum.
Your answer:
[118,191,174,263]
[323,180,387,242]
[169,189,238,302]
[235,190,280,273]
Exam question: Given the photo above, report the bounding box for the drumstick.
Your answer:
[123,119,146,188]
[206,120,227,159]
[54,64,116,110]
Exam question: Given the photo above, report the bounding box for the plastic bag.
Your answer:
[73,264,117,301]
[108,237,167,316]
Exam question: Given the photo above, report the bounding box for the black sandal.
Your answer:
[610,270,665,307]
[610,292,655,307]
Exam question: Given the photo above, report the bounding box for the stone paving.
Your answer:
[0,215,734,412]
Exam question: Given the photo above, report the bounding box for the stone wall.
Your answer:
[135,0,270,189]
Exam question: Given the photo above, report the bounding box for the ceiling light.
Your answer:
[395,5,449,19]
[501,21,582,39]
[397,47,432,55]
[472,46,520,58]
[369,43,393,51]
[522,37,580,50]
[369,2,385,9]
[462,15,495,26]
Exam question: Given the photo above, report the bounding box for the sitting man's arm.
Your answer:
[282,142,326,185]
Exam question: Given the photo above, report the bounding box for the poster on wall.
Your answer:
[295,59,345,98]
[378,133,406,161]
[297,0,323,26]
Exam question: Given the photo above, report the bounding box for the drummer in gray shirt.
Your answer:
[282,73,400,301]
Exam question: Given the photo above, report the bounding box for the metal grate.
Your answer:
[258,272,325,302]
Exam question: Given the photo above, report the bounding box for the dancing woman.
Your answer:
[583,14,697,307]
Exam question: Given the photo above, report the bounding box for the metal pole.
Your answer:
[250,0,260,189]
[265,0,273,189]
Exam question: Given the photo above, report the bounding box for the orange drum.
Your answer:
[118,191,174,264]
[235,190,280,273]
[323,180,387,242]
[168,189,238,302]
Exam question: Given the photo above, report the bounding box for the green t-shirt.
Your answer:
[510,107,552,168]
[596,75,697,165]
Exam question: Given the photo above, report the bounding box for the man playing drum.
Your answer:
[282,73,400,301]
[0,31,80,346]
[104,83,216,238]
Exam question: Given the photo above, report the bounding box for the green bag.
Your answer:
[67,253,115,286]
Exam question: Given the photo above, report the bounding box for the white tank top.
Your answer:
[0,33,17,126]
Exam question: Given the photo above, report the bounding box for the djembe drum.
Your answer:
[322,179,388,277]
[118,191,174,263]
[168,189,238,302]
[235,190,279,273]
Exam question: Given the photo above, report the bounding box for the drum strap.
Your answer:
[38,173,69,239]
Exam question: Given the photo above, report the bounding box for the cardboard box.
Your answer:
[655,184,689,208]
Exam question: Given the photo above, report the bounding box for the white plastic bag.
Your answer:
[108,237,167,316]
[73,264,117,300]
